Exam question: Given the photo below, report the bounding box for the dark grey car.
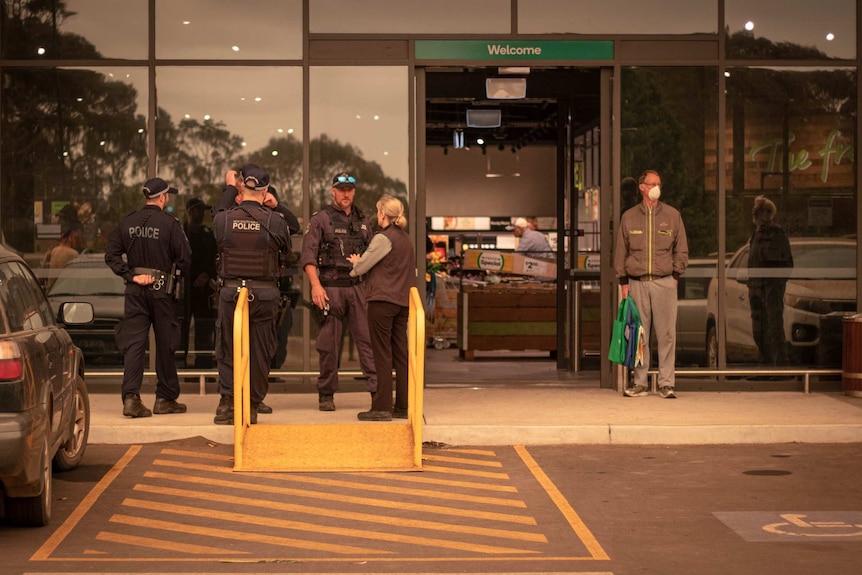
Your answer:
[47,253,126,366]
[0,246,93,526]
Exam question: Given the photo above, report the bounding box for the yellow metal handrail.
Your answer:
[407,286,425,468]
[233,287,251,469]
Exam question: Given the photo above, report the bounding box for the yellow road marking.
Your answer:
[96,530,245,554]
[121,499,539,555]
[145,469,537,525]
[438,448,499,456]
[422,454,504,468]
[355,472,519,493]
[134,483,548,543]
[111,512,388,555]
[515,445,609,561]
[31,445,142,561]
[154,458,516,504]
[421,465,510,479]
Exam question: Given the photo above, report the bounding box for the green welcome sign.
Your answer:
[415,40,613,61]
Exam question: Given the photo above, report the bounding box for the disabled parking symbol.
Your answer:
[714,511,862,542]
[762,513,862,538]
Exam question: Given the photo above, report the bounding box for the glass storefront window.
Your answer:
[310,0,510,34]
[156,66,303,369]
[156,0,302,60]
[309,65,409,368]
[519,0,717,35]
[726,0,856,60]
[722,67,857,369]
[620,67,719,368]
[1,0,148,60]
[1,66,149,262]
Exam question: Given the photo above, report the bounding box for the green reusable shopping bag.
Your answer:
[608,296,630,365]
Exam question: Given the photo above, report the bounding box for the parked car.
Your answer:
[0,245,93,526]
[706,237,856,368]
[47,254,126,366]
[674,258,716,366]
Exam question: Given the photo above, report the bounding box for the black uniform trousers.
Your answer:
[215,287,279,405]
[118,284,181,401]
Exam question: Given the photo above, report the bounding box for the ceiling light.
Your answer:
[486,78,526,100]
[232,45,240,52]
[466,109,501,128]
[453,129,464,149]
[476,138,485,146]
[498,67,530,75]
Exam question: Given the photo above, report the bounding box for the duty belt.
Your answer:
[131,266,166,277]
[220,279,278,289]
[320,277,363,288]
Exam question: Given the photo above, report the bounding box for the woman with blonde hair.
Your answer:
[347,195,416,421]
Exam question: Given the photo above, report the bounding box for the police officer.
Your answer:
[105,177,191,418]
[212,165,291,425]
[301,171,377,411]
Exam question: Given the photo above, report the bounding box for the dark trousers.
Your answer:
[749,281,789,365]
[315,284,377,394]
[182,285,216,367]
[117,286,181,401]
[367,301,409,412]
[215,287,279,405]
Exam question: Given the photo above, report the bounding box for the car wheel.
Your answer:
[4,437,52,527]
[54,375,90,472]
[706,325,718,368]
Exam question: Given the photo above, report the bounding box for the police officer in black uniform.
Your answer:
[212,164,291,425]
[301,171,377,411]
[106,177,191,418]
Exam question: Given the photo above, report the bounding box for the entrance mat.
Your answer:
[237,422,420,472]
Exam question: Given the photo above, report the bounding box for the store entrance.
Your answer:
[419,67,604,385]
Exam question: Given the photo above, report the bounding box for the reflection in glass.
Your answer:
[156,66,303,369]
[723,67,857,368]
[519,0,716,34]
[155,67,302,215]
[156,0,302,60]
[309,66,409,370]
[1,0,148,60]
[726,0,856,59]
[621,67,718,368]
[310,0,509,34]
[1,66,149,259]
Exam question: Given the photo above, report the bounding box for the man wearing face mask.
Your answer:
[613,169,688,398]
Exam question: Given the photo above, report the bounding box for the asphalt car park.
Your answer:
[1,440,860,575]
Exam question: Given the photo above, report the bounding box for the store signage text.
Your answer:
[748,129,853,183]
[415,40,613,61]
[477,252,505,271]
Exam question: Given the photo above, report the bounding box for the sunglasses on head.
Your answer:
[335,175,356,184]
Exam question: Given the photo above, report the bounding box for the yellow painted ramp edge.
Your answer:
[237,423,419,472]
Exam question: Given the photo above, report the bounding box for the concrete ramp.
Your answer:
[231,287,425,472]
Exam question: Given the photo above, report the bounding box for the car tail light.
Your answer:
[0,340,24,380]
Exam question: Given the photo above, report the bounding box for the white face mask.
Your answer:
[648,185,661,201]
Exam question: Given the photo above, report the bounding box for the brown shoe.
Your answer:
[123,394,152,418]
[357,410,392,421]
[257,401,273,414]
[153,397,187,414]
[319,394,335,411]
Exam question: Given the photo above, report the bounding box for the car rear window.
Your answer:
[0,262,55,333]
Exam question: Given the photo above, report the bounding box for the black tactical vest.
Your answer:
[317,205,369,275]
[218,206,282,280]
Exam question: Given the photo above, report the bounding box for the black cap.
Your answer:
[142,177,178,198]
[240,164,270,192]
[332,172,357,189]
[186,197,211,211]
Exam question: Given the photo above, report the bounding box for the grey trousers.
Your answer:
[628,276,678,388]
